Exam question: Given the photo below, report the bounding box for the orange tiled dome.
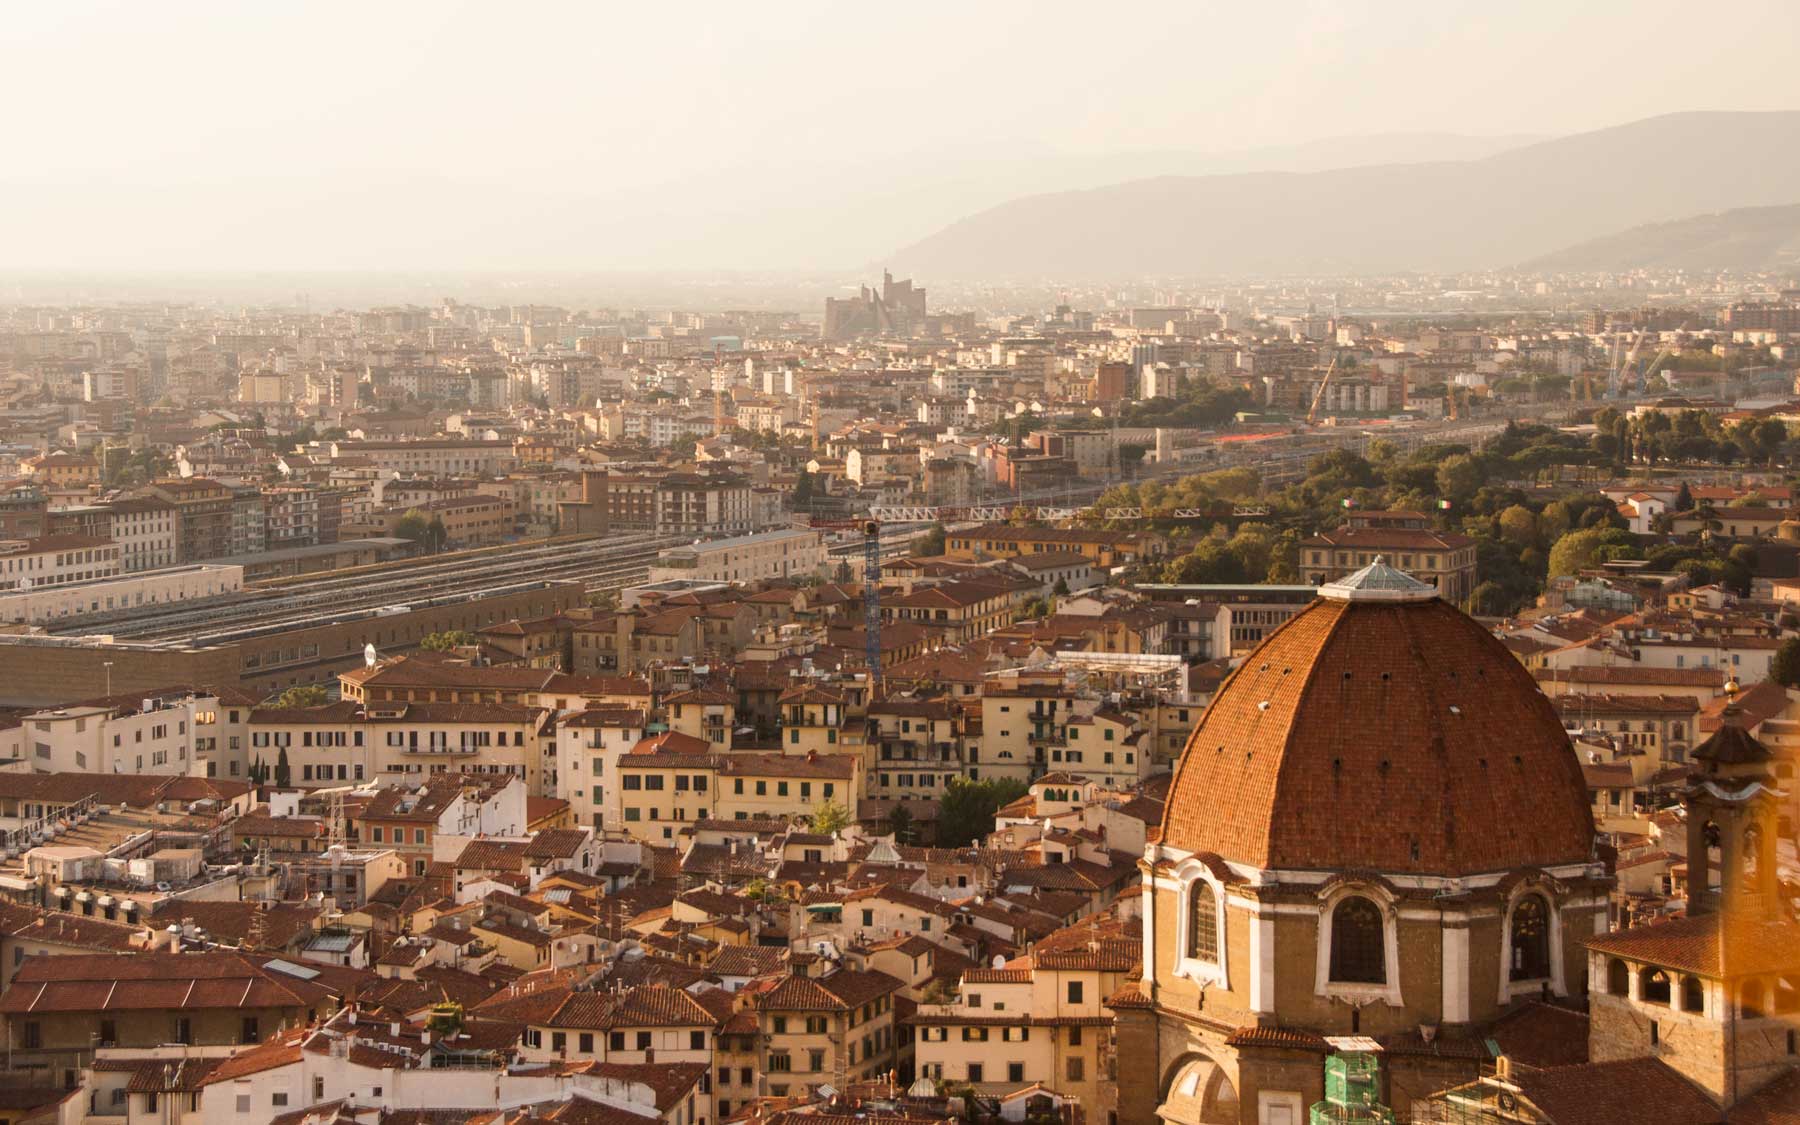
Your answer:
[1160,561,1594,876]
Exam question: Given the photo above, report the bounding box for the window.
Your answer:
[1067,980,1083,1004]
[609,1032,625,1051]
[636,1031,651,1050]
[1008,1062,1025,1083]
[272,1093,289,1107]
[580,1033,593,1053]
[1188,881,1218,963]
[22,1021,40,1049]
[769,1054,791,1072]
[967,1063,984,1083]
[690,1030,705,1050]
[1607,958,1629,996]
[1509,894,1551,981]
[1682,976,1705,1014]
[1329,896,1385,984]
[174,1017,193,1045]
[242,1016,260,1044]
[1641,968,1672,1006]
[1066,1056,1085,1082]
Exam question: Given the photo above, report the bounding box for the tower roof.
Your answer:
[1159,589,1594,876]
[1689,723,1773,767]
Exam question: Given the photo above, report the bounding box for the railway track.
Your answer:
[67,532,692,643]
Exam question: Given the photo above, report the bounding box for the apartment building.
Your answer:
[752,966,904,1101]
[141,478,234,562]
[351,773,528,877]
[103,496,179,570]
[977,679,1147,787]
[1298,511,1478,603]
[246,702,552,793]
[913,922,1137,1111]
[3,691,245,778]
[328,439,518,476]
[0,534,121,591]
[614,749,860,844]
[552,707,647,829]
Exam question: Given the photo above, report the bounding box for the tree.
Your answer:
[1161,540,1248,585]
[421,630,479,651]
[272,685,329,708]
[427,516,448,551]
[1469,581,1511,617]
[886,803,915,844]
[809,798,852,836]
[938,777,1030,848]
[1546,528,1634,578]
[274,747,292,788]
[1497,505,1539,551]
[394,509,433,546]
[913,522,947,557]
[1435,453,1484,506]
[1772,638,1800,689]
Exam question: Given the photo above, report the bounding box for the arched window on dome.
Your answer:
[1607,958,1629,996]
[1509,894,1552,982]
[1329,897,1385,985]
[1187,882,1218,964]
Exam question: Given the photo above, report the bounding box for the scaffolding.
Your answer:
[1406,1059,1539,1124]
[1311,1039,1397,1124]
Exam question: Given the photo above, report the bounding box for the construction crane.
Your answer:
[1637,323,1689,396]
[1606,327,1648,398]
[810,517,884,688]
[1306,355,1339,425]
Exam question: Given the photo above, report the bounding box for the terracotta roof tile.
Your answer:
[1162,596,1594,876]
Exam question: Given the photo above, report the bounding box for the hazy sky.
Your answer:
[2,0,1796,272]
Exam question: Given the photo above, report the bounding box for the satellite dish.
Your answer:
[364,644,378,668]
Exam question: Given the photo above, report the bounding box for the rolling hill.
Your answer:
[887,111,1800,278]
[1521,204,1800,272]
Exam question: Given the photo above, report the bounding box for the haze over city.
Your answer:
[3,0,1798,292]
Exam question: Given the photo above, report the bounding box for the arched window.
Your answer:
[1607,958,1630,996]
[1681,976,1705,1013]
[1641,968,1671,1006]
[1329,897,1385,984]
[1187,882,1218,963]
[1509,894,1552,981]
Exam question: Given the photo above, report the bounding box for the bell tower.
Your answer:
[1683,696,1782,919]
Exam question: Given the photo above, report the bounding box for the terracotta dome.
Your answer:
[1160,560,1594,876]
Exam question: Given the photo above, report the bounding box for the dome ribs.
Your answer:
[1159,595,1595,879]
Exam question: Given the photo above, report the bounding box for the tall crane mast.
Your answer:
[1306,355,1339,425]
[810,517,884,690]
[1608,327,1648,398]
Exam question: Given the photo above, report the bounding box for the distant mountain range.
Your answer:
[887,111,1800,278]
[1521,204,1800,272]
